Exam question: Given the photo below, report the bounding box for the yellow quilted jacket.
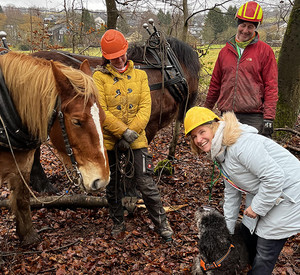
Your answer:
[93,60,151,150]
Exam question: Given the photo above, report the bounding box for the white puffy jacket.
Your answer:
[212,113,300,239]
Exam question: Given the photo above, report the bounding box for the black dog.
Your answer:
[192,206,249,274]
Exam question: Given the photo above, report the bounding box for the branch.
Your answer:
[186,0,232,24]
[274,127,300,136]
[284,144,300,152]
[1,240,81,257]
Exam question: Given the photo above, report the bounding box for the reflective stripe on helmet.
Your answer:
[236,1,263,23]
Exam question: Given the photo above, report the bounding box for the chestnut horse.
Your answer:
[0,52,110,246]
[32,37,201,143]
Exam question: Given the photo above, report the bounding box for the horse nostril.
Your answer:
[92,179,100,190]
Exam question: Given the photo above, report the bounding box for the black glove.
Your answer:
[261,119,274,137]
[117,139,130,151]
[123,128,139,144]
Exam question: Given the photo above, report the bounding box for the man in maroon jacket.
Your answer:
[204,1,278,138]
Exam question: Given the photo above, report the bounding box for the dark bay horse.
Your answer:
[0,51,110,246]
[32,37,201,143]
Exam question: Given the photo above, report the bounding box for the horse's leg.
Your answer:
[30,146,58,193]
[9,151,41,246]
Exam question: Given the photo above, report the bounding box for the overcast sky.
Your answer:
[0,0,283,12]
[1,0,106,11]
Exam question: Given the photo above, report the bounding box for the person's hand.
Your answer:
[123,129,139,144]
[244,206,257,219]
[261,119,274,137]
[117,139,130,151]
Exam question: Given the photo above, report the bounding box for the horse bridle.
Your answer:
[48,96,83,188]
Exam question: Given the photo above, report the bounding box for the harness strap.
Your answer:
[0,67,40,150]
[137,34,188,103]
[56,97,83,187]
[200,244,235,272]
[148,75,185,91]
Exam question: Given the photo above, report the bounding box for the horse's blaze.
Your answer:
[79,103,110,191]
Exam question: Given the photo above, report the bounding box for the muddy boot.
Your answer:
[156,220,173,241]
[111,221,126,236]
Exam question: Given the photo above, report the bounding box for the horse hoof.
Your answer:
[20,232,41,247]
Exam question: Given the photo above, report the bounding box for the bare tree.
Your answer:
[276,0,300,131]
[105,0,119,29]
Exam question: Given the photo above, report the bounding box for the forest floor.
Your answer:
[0,122,299,274]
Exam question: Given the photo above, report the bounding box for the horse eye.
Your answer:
[72,119,82,126]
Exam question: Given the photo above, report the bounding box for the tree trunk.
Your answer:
[168,0,189,160]
[0,194,108,209]
[168,119,181,159]
[105,0,118,29]
[182,0,188,42]
[275,0,300,131]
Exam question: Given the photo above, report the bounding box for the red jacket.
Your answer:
[205,34,278,120]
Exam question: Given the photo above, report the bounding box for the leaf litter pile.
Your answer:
[0,123,299,274]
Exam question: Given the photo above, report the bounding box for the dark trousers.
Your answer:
[241,224,287,275]
[106,148,167,227]
[235,113,264,134]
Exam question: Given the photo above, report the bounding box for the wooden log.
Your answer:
[0,194,108,209]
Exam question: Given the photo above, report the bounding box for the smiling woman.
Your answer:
[184,106,300,274]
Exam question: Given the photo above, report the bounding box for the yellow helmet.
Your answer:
[184,107,220,136]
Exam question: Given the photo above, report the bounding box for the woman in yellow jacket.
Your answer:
[93,29,173,241]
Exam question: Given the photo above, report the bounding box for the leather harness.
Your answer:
[0,68,41,150]
[133,33,188,103]
[200,244,235,272]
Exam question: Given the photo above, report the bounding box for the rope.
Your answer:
[0,115,69,204]
[113,145,135,202]
[208,160,221,202]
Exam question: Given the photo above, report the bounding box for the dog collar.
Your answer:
[200,243,235,272]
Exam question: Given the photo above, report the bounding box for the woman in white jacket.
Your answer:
[184,107,300,275]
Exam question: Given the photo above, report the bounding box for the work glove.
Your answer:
[123,128,139,144]
[261,119,274,137]
[117,139,130,151]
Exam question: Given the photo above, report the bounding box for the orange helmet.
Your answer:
[100,29,128,60]
[235,1,263,23]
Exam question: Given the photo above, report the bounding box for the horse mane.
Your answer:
[128,36,200,81]
[0,51,98,142]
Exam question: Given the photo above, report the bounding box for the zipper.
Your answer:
[232,44,241,111]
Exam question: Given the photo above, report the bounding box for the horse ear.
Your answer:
[50,60,74,98]
[80,59,92,76]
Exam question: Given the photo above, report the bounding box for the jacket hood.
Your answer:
[211,112,259,161]
[222,112,242,147]
[94,60,134,77]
